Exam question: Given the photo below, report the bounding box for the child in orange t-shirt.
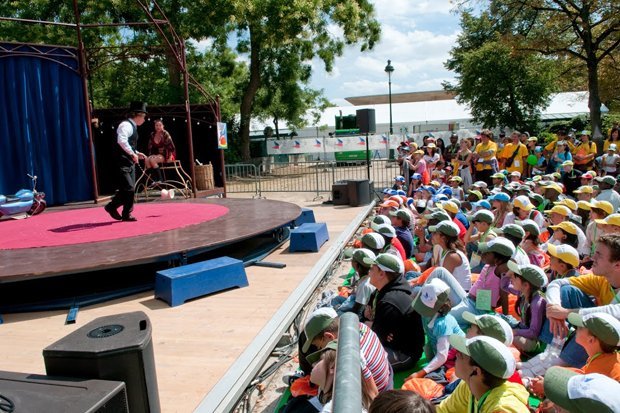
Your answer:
[528,312,620,399]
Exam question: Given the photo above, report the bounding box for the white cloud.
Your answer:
[341,79,391,95]
[309,0,462,100]
[373,0,454,16]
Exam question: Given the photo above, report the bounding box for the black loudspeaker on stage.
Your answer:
[43,311,160,413]
[356,109,376,134]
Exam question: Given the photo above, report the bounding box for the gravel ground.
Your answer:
[249,257,353,413]
[224,191,370,413]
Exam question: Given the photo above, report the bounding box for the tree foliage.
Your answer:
[444,11,557,131]
[0,0,377,162]
[211,0,381,160]
[460,0,620,138]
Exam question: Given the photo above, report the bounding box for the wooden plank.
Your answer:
[0,199,369,412]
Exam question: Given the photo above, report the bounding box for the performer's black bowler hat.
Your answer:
[129,101,148,114]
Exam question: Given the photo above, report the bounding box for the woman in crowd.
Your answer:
[423,144,441,178]
[455,139,473,191]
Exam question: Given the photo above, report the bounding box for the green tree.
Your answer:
[482,0,620,138]
[0,0,378,162]
[444,11,557,130]
[210,0,380,160]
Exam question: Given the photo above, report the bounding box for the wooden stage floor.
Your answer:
[0,197,369,412]
[0,198,301,282]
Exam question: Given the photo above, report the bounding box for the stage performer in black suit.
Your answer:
[104,101,147,222]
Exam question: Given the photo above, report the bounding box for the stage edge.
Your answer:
[194,201,376,413]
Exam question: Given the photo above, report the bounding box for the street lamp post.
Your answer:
[384,59,394,136]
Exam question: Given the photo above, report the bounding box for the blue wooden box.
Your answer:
[289,223,329,252]
[293,208,316,227]
[155,256,248,307]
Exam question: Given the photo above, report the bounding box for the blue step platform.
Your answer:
[293,208,316,227]
[155,256,248,307]
[289,223,329,252]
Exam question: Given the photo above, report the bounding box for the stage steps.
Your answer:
[155,257,249,307]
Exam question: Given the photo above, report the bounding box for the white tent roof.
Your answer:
[316,91,604,127]
[250,91,607,133]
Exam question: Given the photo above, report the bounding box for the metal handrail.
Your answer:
[333,312,362,413]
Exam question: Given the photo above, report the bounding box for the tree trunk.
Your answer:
[165,49,183,102]
[586,56,604,145]
[239,26,262,162]
[273,116,279,140]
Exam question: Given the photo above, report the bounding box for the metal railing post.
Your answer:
[254,163,262,198]
[333,312,361,413]
[314,160,321,199]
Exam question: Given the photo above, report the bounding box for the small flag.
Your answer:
[314,139,322,148]
[358,137,366,146]
[381,135,388,143]
[293,140,301,148]
[336,138,344,147]
[272,141,280,149]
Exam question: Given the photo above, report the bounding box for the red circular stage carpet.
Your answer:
[0,203,229,250]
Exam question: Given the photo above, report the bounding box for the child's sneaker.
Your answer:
[282,370,305,386]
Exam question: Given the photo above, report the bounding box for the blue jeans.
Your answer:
[539,285,595,368]
[334,295,357,316]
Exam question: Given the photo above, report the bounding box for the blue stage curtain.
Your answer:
[0,44,93,205]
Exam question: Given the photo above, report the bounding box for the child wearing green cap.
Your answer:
[407,279,465,380]
[543,367,620,413]
[333,248,377,317]
[307,340,376,412]
[437,335,529,413]
[503,261,548,354]
[528,312,620,401]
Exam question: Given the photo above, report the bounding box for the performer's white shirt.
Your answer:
[117,119,137,157]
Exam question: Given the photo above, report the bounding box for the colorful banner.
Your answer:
[265,134,398,155]
[217,122,228,149]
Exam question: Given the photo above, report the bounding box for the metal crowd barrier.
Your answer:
[333,312,362,413]
[225,158,399,196]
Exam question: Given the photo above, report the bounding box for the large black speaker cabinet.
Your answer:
[43,311,160,413]
[0,370,128,413]
[347,179,371,207]
[356,109,376,134]
[332,182,349,205]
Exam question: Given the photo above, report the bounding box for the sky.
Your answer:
[309,0,462,106]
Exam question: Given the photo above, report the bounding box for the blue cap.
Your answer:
[488,192,511,203]
[438,187,453,197]
[388,189,398,195]
[382,188,391,194]
[473,200,492,210]
[396,189,407,196]
[395,175,406,182]
[411,173,422,180]
[420,186,437,195]
[433,194,449,202]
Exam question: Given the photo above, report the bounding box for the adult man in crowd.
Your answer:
[595,175,620,213]
[363,253,424,372]
[473,129,498,187]
[500,131,529,176]
[445,132,460,164]
[104,101,147,222]
[544,234,620,368]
